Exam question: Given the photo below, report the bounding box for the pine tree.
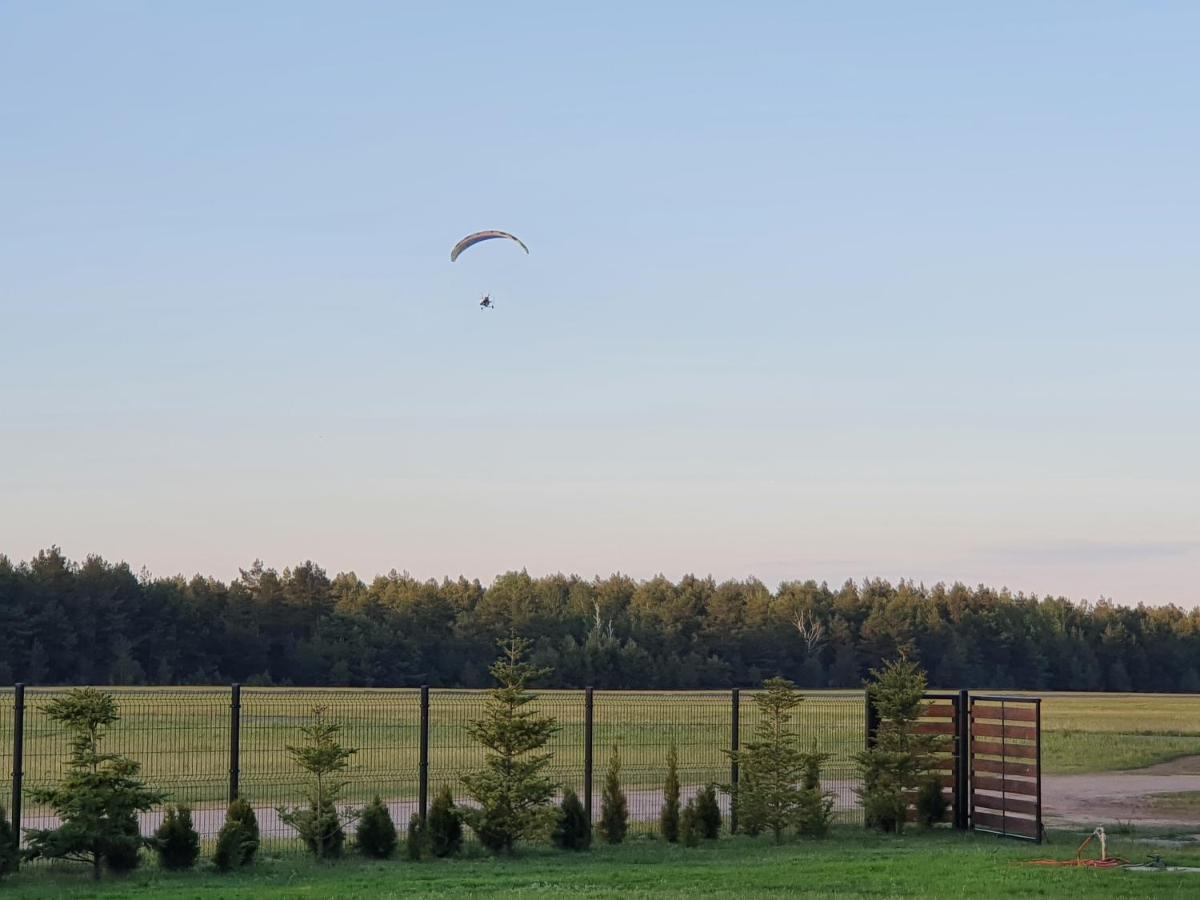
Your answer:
[426,786,463,858]
[552,789,592,850]
[854,657,946,834]
[277,705,359,858]
[213,799,259,871]
[725,677,807,842]
[355,796,397,858]
[23,688,167,879]
[461,636,560,853]
[153,805,200,870]
[598,745,628,844]
[660,742,680,842]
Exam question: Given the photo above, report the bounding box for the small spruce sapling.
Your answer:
[660,743,681,842]
[552,789,591,850]
[153,805,200,870]
[795,742,836,837]
[598,745,628,844]
[355,796,397,859]
[694,784,721,839]
[406,813,426,861]
[0,807,18,880]
[680,798,701,847]
[427,786,463,858]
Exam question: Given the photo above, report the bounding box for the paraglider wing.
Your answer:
[450,230,529,262]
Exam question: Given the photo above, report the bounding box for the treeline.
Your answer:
[1,548,1198,692]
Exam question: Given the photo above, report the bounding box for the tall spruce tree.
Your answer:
[461,636,559,853]
[725,676,807,842]
[23,688,167,879]
[598,745,629,844]
[854,656,946,833]
[277,705,359,858]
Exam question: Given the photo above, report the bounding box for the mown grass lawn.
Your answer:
[7,829,1200,899]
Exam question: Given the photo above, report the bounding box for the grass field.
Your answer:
[5,829,1200,899]
[3,687,1199,834]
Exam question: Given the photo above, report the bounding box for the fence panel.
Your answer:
[0,687,12,828]
[593,691,732,834]
[19,687,229,850]
[741,689,865,826]
[969,696,1042,843]
[239,688,421,851]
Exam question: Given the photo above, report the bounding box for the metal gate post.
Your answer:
[10,683,25,864]
[956,689,970,831]
[584,687,594,823]
[730,688,740,834]
[228,684,241,804]
[419,685,430,822]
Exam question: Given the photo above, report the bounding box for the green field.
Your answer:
[5,829,1200,899]
[3,688,1199,826]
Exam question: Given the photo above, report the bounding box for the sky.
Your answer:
[1,2,1197,606]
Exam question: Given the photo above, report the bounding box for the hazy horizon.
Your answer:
[2,3,1197,608]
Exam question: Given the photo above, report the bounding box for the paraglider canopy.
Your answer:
[450,230,529,262]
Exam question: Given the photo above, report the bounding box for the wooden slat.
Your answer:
[972,757,1037,778]
[972,738,1038,760]
[914,721,957,735]
[971,704,1037,723]
[972,791,1038,816]
[973,810,1039,838]
[973,774,1037,796]
[921,703,957,720]
[971,722,1037,741]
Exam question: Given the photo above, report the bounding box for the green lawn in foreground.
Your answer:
[6,830,1200,899]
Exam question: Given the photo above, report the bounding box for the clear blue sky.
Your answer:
[2,2,1197,606]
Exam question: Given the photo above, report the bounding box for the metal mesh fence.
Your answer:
[4,686,866,856]
[239,688,421,850]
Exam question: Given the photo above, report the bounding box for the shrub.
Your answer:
[427,786,463,858]
[213,800,259,872]
[356,796,397,859]
[553,789,591,851]
[796,743,836,838]
[916,777,948,828]
[660,743,680,842]
[154,805,200,870]
[406,813,426,861]
[462,637,559,853]
[680,799,701,847]
[22,689,167,879]
[598,745,628,844]
[694,784,721,839]
[0,807,17,880]
[277,705,359,859]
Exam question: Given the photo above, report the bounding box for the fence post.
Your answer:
[10,683,25,865]
[228,684,241,804]
[419,684,430,822]
[956,689,970,831]
[584,687,594,823]
[729,687,740,834]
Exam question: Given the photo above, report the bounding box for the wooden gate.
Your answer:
[968,696,1042,842]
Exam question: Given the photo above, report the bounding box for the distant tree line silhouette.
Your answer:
[1,548,1196,692]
